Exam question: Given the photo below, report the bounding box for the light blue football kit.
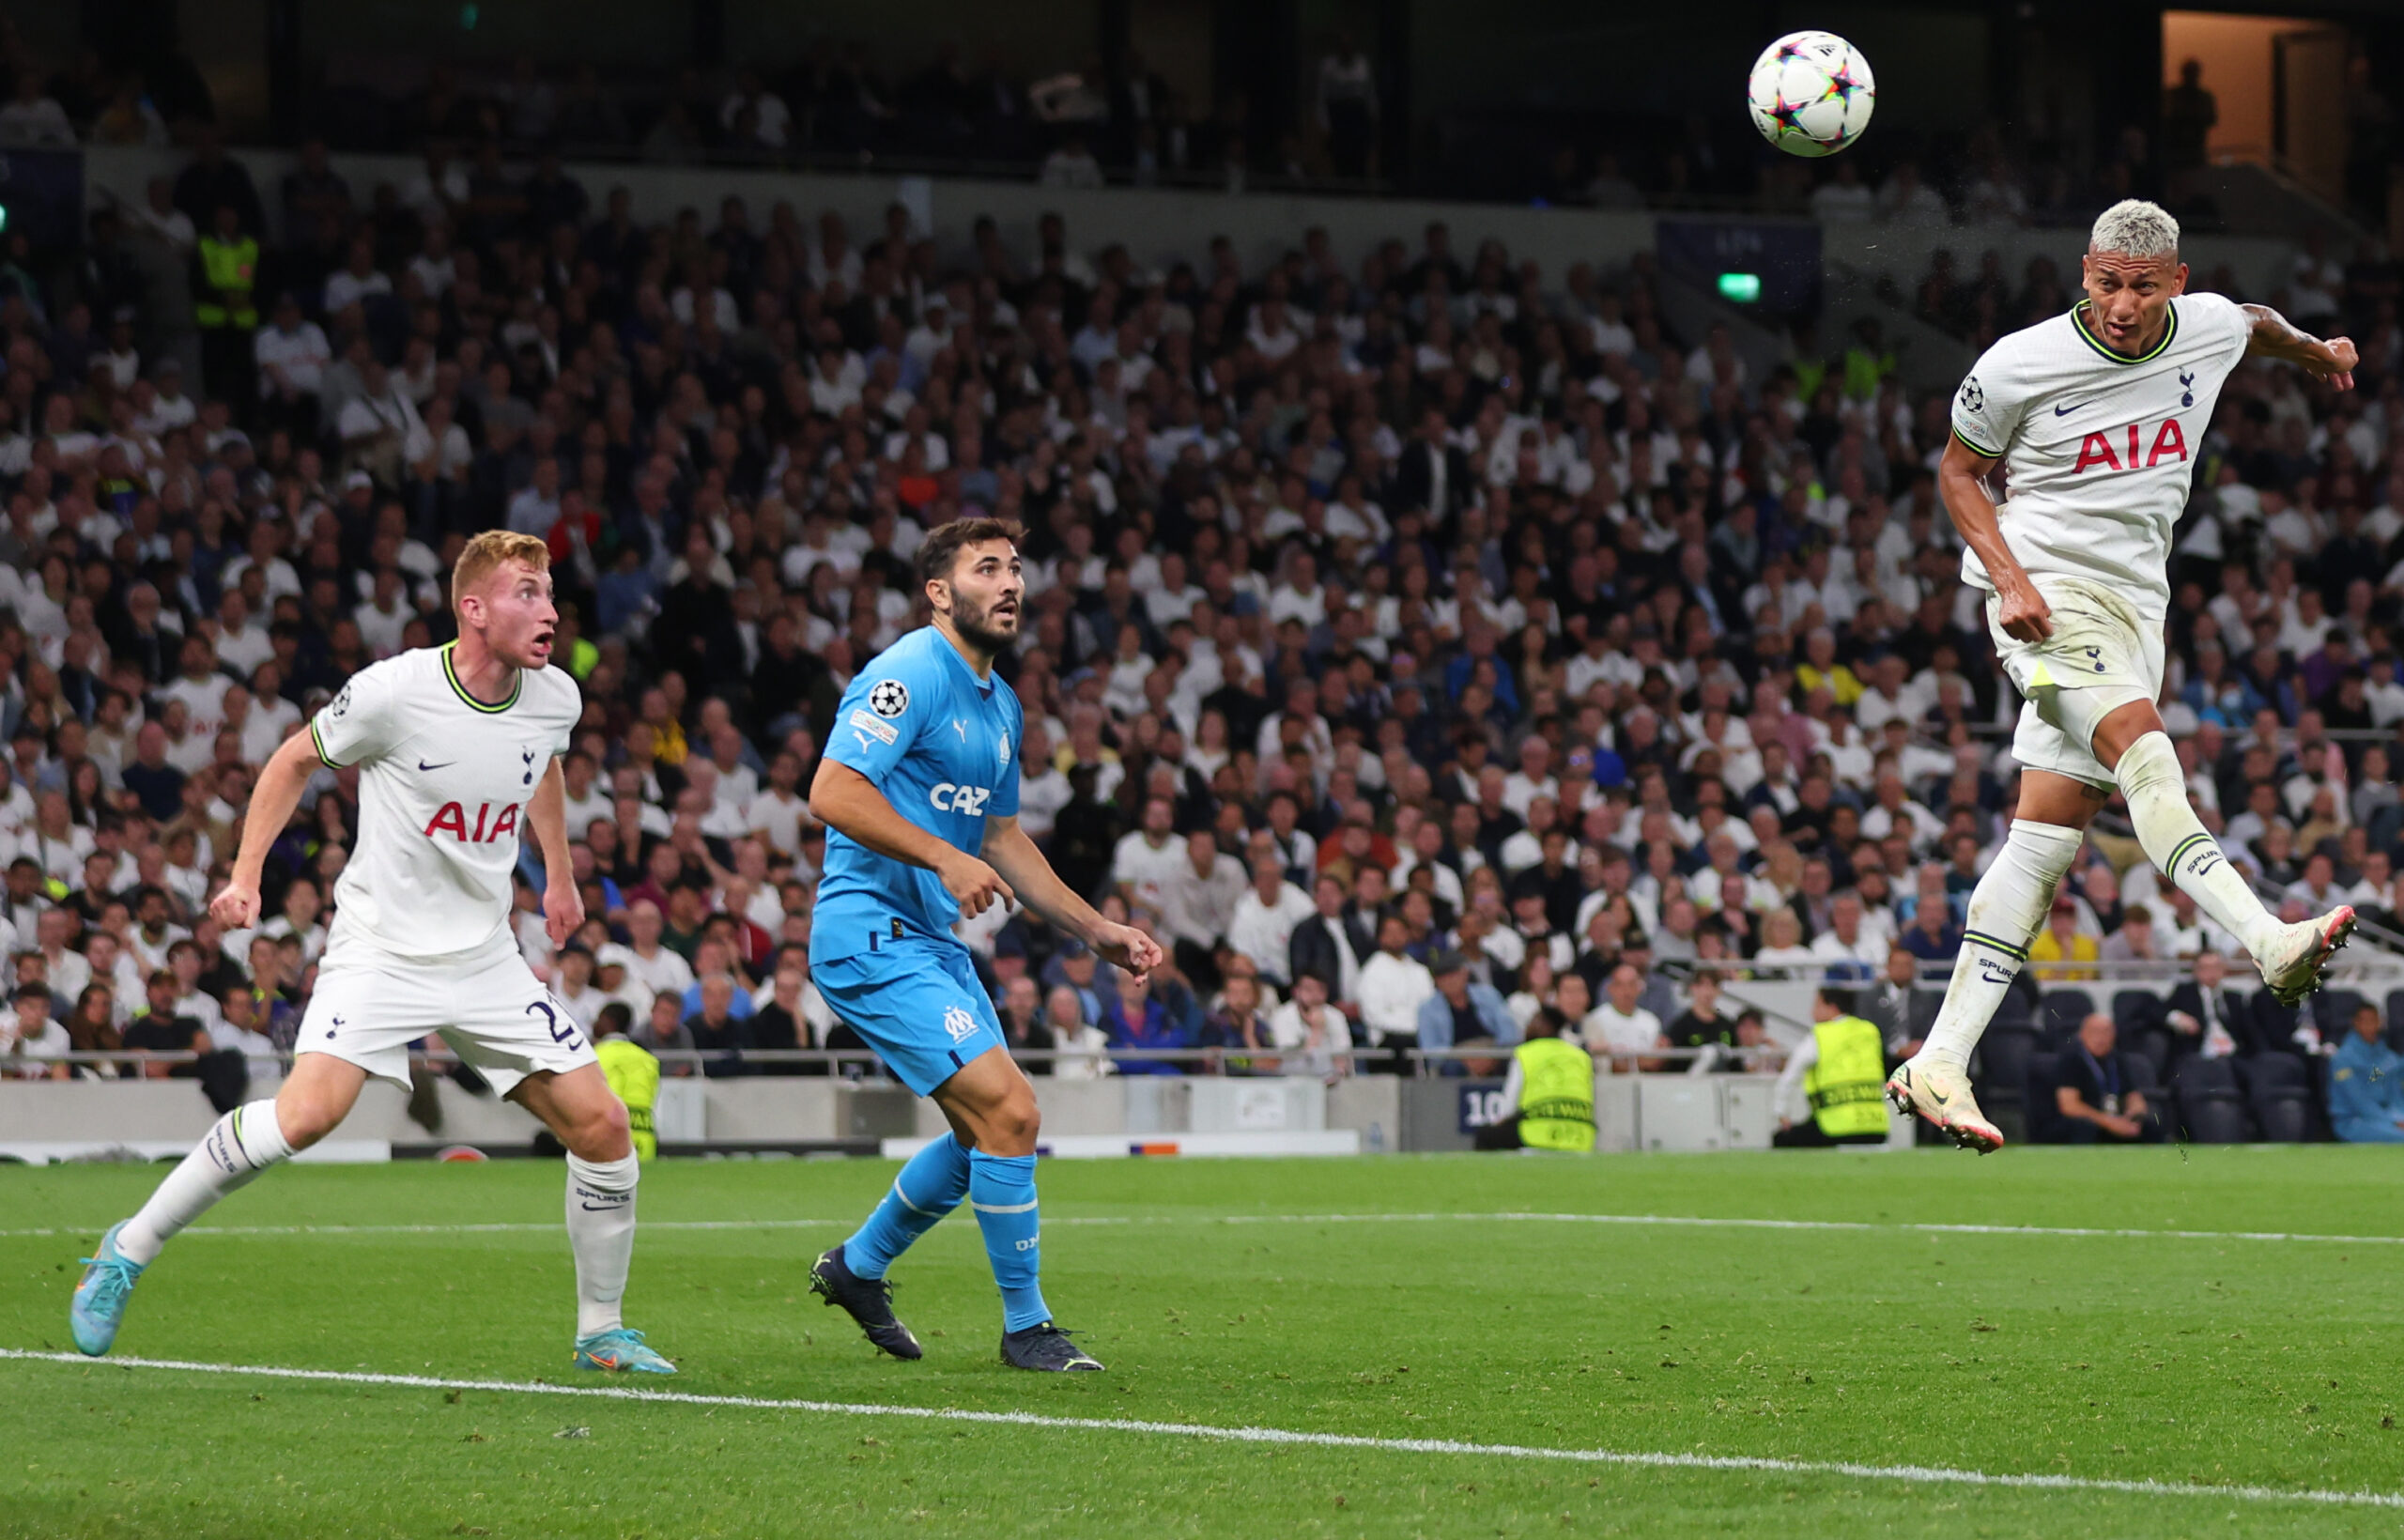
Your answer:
[810,625,1052,1332]
[810,624,1024,1093]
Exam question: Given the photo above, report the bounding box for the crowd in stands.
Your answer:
[0,28,1391,192]
[2,126,2404,1140]
[22,22,2396,229]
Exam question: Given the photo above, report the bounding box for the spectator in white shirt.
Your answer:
[1040,135,1105,190]
[1356,913,1435,1054]
[719,69,792,149]
[1158,829,1248,984]
[253,294,331,424]
[1584,962,1666,1068]
[5,983,69,1077]
[1225,855,1317,989]
[1110,795,1187,910]
[1499,734,1560,820]
[0,72,73,147]
[211,587,274,675]
[320,236,393,316]
[609,901,694,1014]
[1809,895,1887,975]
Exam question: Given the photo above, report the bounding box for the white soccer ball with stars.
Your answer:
[1747,30,1874,158]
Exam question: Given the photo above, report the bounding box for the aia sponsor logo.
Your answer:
[424,801,523,843]
[2072,419,2188,474]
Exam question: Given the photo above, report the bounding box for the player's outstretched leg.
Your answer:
[519,1066,674,1375]
[813,1133,973,1359]
[74,1095,301,1354]
[2116,731,2354,1003]
[1888,818,2083,1153]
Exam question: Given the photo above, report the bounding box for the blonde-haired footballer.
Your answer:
[72,531,675,1374]
[1886,200,2359,1153]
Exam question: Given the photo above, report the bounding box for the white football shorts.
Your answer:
[1984,576,2165,789]
[297,932,596,1096]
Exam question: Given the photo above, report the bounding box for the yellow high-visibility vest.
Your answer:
[1805,1015,1888,1138]
[595,1036,661,1161]
[194,235,259,330]
[1513,1035,1595,1151]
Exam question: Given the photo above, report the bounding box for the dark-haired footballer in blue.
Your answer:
[807,517,1163,1372]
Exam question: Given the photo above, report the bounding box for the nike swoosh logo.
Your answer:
[418,760,455,771]
[1980,968,2013,985]
[2053,401,2095,417]
[578,1202,624,1211]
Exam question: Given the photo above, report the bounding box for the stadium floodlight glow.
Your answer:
[1717,271,1762,302]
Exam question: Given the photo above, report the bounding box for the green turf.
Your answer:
[5,1147,2404,1538]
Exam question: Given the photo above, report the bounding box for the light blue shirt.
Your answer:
[809,626,1023,964]
[2330,1032,2404,1127]
[1416,980,1520,1052]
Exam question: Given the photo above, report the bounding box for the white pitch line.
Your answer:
[0,1347,2393,1511]
[6,1210,2404,1246]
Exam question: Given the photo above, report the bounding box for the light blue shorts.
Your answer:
[809,932,1005,1096]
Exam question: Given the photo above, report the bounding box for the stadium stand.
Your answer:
[2,84,2402,1147]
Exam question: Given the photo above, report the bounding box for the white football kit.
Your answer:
[1949,293,2252,783]
[299,642,590,1093]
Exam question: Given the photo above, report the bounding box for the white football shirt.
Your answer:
[1949,293,2252,620]
[310,643,578,962]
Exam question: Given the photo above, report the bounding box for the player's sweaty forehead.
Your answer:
[2085,250,2179,285]
[951,540,1023,580]
[483,558,554,599]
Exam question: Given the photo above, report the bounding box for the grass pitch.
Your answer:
[3,1147,2403,1538]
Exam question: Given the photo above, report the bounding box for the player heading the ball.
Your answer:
[1885,200,2360,1154]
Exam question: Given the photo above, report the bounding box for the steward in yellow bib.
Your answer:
[194,204,259,403]
[1475,1008,1595,1151]
[591,1000,661,1162]
[1773,985,1891,1147]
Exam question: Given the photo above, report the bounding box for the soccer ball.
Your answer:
[1747,31,1874,158]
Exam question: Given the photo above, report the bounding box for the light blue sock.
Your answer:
[968,1150,1051,1332]
[842,1135,972,1279]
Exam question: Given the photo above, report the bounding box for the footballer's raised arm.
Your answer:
[2240,302,2357,389]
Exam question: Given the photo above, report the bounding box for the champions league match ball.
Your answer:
[1747,30,1874,158]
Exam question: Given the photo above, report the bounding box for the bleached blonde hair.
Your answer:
[2089,199,2181,260]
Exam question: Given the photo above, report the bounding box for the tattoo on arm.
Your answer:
[2242,303,2319,359]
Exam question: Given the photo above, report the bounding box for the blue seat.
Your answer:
[2172,1055,2248,1144]
[2311,990,2365,1046]
[2024,1050,2066,1144]
[2253,1093,2309,1143]
[2243,1051,2315,1144]
[2041,989,2096,1041]
[1975,1025,2036,1110]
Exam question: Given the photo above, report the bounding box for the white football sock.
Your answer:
[118,1100,295,1265]
[1918,819,2084,1071]
[566,1152,640,1338]
[2116,732,2280,958]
